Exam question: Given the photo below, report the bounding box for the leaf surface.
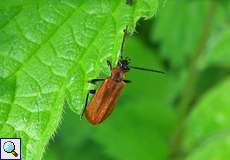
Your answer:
[200,27,230,68]
[152,1,230,68]
[183,77,230,159]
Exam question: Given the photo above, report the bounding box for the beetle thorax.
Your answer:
[111,68,125,82]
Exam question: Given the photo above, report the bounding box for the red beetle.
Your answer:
[81,26,164,125]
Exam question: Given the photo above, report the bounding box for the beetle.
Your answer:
[81,26,164,125]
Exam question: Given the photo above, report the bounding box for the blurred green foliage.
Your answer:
[0,0,229,159]
[44,0,230,160]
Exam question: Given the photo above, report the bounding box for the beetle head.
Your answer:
[118,57,131,72]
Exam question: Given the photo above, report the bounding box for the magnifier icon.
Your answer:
[3,141,18,157]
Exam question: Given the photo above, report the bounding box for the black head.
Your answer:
[117,57,131,72]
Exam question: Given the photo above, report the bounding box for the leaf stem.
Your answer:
[170,0,219,158]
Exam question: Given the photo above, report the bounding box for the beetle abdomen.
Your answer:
[85,79,125,124]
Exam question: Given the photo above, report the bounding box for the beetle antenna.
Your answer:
[129,66,165,74]
[120,26,128,58]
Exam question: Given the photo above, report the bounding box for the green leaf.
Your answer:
[186,135,230,160]
[43,107,113,160]
[183,77,230,158]
[200,27,230,68]
[0,7,22,28]
[0,0,161,159]
[0,0,39,9]
[198,2,230,69]
[152,1,230,68]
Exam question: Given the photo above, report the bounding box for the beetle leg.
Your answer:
[107,60,112,71]
[123,80,131,83]
[89,90,96,94]
[81,89,96,119]
[88,78,105,84]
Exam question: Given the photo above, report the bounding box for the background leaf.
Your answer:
[150,0,230,159]
[200,28,230,68]
[186,134,230,160]
[183,77,230,159]
[152,0,230,68]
